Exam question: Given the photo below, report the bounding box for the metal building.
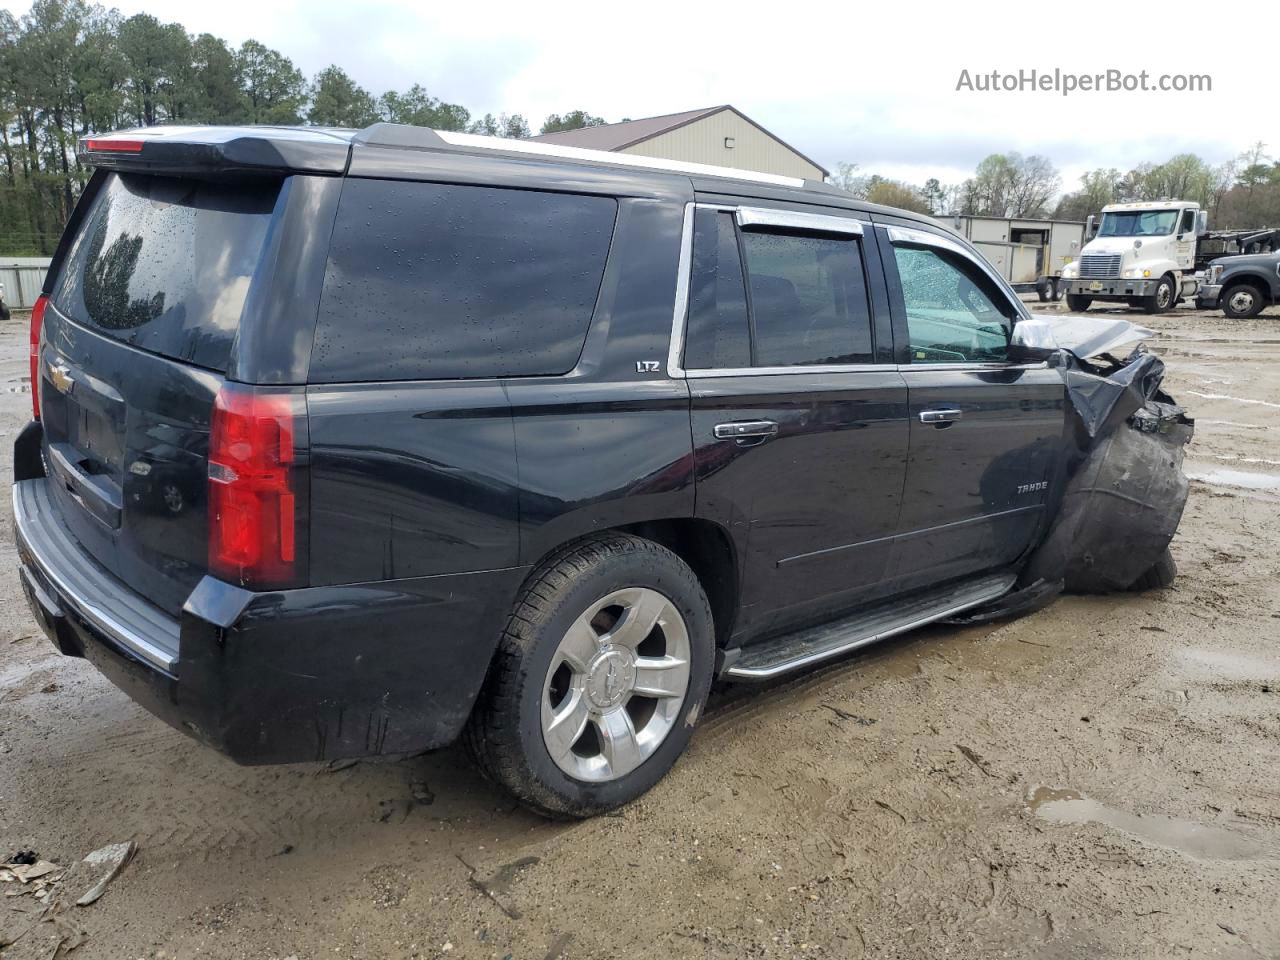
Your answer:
[0,257,52,309]
[532,105,828,181]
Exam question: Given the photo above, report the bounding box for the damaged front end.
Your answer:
[952,317,1194,624]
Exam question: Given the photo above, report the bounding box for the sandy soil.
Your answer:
[1,303,1278,960]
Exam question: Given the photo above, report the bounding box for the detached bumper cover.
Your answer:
[14,476,525,764]
[1022,347,1194,593]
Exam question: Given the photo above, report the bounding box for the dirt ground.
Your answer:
[1,301,1278,960]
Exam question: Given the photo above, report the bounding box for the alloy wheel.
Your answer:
[540,587,691,782]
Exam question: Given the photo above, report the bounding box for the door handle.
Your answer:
[713,420,779,444]
[919,408,962,425]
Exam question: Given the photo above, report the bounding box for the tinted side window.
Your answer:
[51,172,279,372]
[892,245,1013,364]
[739,229,874,366]
[684,209,750,369]
[311,179,617,382]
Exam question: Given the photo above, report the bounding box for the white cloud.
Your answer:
[8,0,1277,191]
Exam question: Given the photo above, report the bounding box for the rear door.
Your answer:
[679,202,910,639]
[37,170,284,616]
[878,225,1067,593]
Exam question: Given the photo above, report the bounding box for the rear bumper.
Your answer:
[14,476,526,764]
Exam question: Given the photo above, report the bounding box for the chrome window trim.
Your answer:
[886,225,969,257]
[668,201,876,380]
[736,206,864,236]
[897,361,1049,373]
[686,363,900,378]
[666,201,697,378]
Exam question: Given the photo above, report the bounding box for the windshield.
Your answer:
[1098,210,1179,238]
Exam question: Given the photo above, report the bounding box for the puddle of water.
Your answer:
[1029,787,1270,861]
[1187,390,1280,410]
[1185,466,1280,491]
[1209,454,1280,467]
[1178,647,1277,677]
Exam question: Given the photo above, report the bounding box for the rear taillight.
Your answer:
[208,384,307,589]
[80,137,145,154]
[29,295,47,420]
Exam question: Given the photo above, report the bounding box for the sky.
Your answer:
[9,0,1278,195]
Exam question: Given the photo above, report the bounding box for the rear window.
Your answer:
[310,179,617,382]
[51,172,279,372]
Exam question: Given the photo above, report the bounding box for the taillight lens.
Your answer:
[208,384,307,589]
[29,295,47,420]
[80,137,145,153]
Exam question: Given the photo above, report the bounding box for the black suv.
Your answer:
[13,124,1175,817]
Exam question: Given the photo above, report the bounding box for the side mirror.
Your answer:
[1085,214,1096,239]
[1008,318,1059,363]
[1196,210,1208,236]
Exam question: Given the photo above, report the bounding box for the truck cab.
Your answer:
[1060,200,1207,314]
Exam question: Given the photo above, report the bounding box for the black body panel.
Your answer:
[306,380,520,583]
[690,372,910,640]
[890,367,1067,590]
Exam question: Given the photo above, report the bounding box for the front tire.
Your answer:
[1141,276,1176,314]
[465,534,714,818]
[1221,282,1265,319]
[1066,294,1093,312]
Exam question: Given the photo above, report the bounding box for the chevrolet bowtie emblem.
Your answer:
[48,362,75,396]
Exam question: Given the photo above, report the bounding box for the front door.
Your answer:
[678,203,910,639]
[878,225,1067,593]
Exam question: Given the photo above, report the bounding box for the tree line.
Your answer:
[3,0,1277,256]
[835,144,1280,231]
[0,0,608,254]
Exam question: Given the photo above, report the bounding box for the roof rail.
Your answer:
[351,122,447,149]
[433,129,806,188]
[350,121,809,189]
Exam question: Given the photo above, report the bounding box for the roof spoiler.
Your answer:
[77,127,352,177]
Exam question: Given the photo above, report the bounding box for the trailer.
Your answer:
[948,215,1087,301]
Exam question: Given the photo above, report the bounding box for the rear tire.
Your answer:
[1130,547,1177,591]
[465,533,714,819]
[1066,294,1093,312]
[1221,282,1265,319]
[1036,277,1052,302]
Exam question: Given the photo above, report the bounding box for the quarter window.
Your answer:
[892,245,1013,364]
[312,179,617,382]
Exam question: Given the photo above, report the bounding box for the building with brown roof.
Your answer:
[532,105,827,181]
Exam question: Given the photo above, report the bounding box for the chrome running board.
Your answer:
[723,572,1016,681]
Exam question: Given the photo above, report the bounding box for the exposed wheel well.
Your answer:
[1223,275,1271,301]
[616,519,739,648]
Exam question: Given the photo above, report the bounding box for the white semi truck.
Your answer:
[1059,200,1208,314]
